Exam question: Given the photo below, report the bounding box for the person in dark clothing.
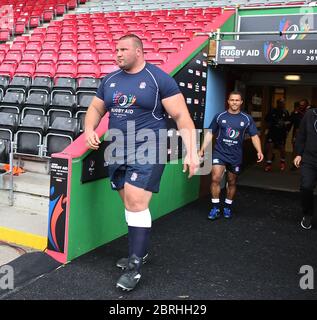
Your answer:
[289,99,312,170]
[264,99,290,172]
[293,108,317,229]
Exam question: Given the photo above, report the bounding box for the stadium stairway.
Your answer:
[0,160,49,251]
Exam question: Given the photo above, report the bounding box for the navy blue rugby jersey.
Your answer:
[209,111,258,164]
[96,63,180,137]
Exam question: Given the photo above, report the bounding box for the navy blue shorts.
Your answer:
[109,163,165,193]
[212,157,241,175]
[266,131,287,147]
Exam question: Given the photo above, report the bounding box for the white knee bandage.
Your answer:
[125,208,152,228]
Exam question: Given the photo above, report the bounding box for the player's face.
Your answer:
[228,94,243,112]
[299,100,307,111]
[116,38,141,71]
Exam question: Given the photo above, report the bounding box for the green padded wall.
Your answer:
[67,158,200,260]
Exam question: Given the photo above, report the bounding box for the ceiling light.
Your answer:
[284,75,301,81]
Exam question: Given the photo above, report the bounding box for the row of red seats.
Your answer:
[51,13,216,25]
[2,41,179,59]
[0,61,119,78]
[79,7,222,18]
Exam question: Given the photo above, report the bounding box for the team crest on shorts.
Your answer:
[235,166,240,172]
[139,82,146,89]
[240,122,245,126]
[213,159,220,164]
[131,172,138,181]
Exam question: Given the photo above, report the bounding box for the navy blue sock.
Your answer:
[128,226,151,259]
[301,188,314,216]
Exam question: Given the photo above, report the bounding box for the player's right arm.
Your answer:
[84,96,107,150]
[199,114,218,157]
[199,130,213,157]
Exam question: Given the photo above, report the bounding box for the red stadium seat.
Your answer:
[151,31,172,42]
[140,16,158,26]
[58,52,78,64]
[45,33,61,42]
[123,17,141,25]
[95,41,115,53]
[164,23,184,32]
[77,26,94,34]
[10,42,27,53]
[62,25,77,35]
[132,31,152,41]
[0,44,10,55]
[171,31,193,42]
[47,26,62,35]
[0,62,18,78]
[145,23,163,33]
[15,21,28,35]
[186,8,203,16]
[157,16,176,25]
[183,22,205,33]
[142,41,159,53]
[169,9,186,16]
[100,64,119,76]
[4,51,22,64]
[98,53,116,65]
[59,42,78,53]
[151,10,168,17]
[43,7,55,22]
[67,0,78,10]
[77,33,95,42]
[42,42,60,52]
[39,51,59,64]
[94,33,113,42]
[55,63,77,78]
[158,42,181,53]
[34,62,56,78]
[78,41,96,53]
[134,11,152,18]
[15,62,36,77]
[77,63,101,78]
[77,52,99,64]
[61,34,78,43]
[106,18,122,26]
[93,25,111,35]
[144,52,168,65]
[26,42,42,53]
[0,53,6,65]
[21,52,40,64]
[29,15,42,28]
[56,4,66,15]
[0,30,10,42]
[120,12,135,18]
[30,33,46,43]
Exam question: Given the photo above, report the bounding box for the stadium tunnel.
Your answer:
[201,5,317,197]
